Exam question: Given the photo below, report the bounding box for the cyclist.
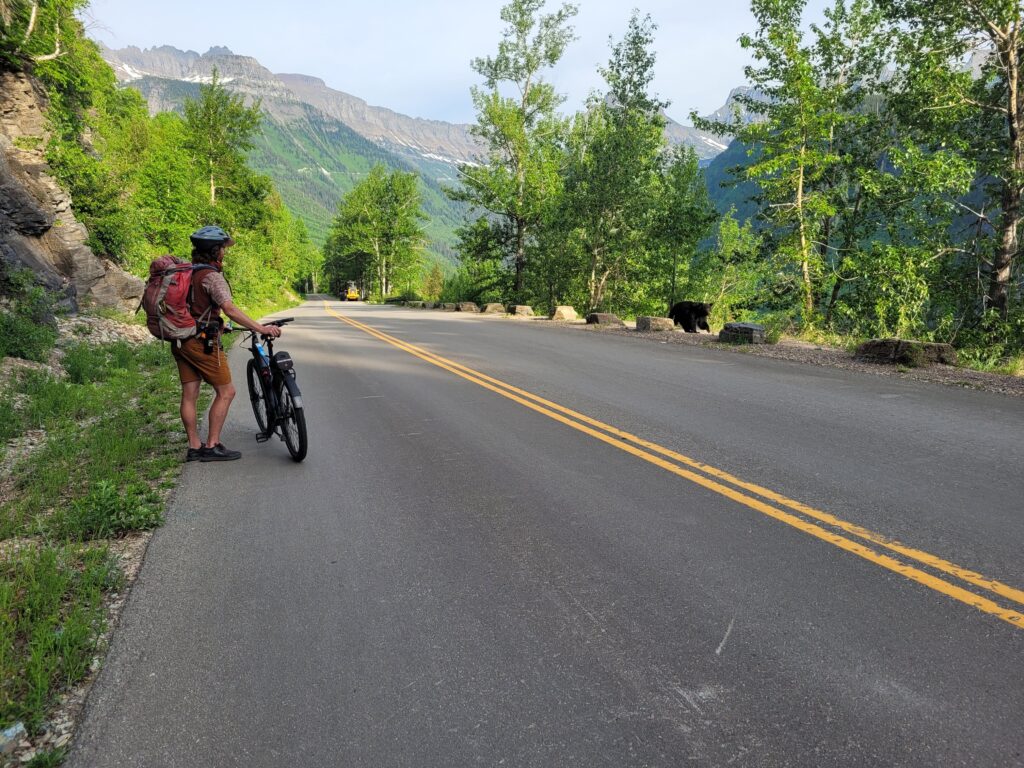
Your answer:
[174,226,282,462]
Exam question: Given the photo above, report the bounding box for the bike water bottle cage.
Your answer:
[273,351,294,371]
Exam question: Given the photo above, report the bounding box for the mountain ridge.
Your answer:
[99,43,738,164]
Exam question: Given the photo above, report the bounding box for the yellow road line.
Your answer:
[324,303,1024,629]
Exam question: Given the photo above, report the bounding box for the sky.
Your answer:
[83,0,828,125]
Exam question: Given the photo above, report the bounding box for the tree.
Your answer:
[182,69,263,207]
[324,165,427,299]
[696,0,894,325]
[879,0,1024,318]
[652,146,719,311]
[422,262,445,301]
[560,12,668,311]
[450,0,577,302]
[0,0,85,66]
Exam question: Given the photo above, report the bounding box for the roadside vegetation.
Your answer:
[321,0,1022,375]
[0,279,189,764]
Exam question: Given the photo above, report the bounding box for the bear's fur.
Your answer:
[668,301,713,333]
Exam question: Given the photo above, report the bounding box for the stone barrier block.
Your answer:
[441,303,457,311]
[856,338,957,367]
[481,303,505,314]
[510,305,534,317]
[551,305,578,321]
[718,322,766,344]
[408,301,425,308]
[636,316,675,332]
[457,302,479,313]
[586,312,624,326]
[423,301,437,309]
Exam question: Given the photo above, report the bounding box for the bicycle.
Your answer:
[240,318,308,462]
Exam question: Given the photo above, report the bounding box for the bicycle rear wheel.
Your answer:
[280,382,307,462]
[246,359,271,435]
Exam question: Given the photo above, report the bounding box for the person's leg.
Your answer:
[180,380,203,449]
[204,381,236,448]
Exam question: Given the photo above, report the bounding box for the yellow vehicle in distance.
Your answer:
[344,283,360,301]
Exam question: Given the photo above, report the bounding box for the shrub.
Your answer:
[0,311,58,362]
[52,480,163,540]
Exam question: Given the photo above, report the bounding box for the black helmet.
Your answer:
[190,225,235,247]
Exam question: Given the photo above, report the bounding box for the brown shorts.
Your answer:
[171,337,232,387]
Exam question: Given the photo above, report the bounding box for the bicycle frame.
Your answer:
[244,322,302,440]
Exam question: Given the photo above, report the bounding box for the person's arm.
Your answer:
[220,300,281,338]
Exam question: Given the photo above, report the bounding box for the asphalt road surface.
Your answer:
[69,299,1024,767]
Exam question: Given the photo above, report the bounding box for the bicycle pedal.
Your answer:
[255,432,271,443]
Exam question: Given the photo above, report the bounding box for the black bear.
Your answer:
[668,301,713,333]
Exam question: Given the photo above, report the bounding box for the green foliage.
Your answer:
[52,480,162,541]
[183,69,263,207]
[0,544,120,731]
[0,268,58,362]
[450,0,577,301]
[30,30,319,310]
[422,263,445,301]
[688,210,766,327]
[323,165,427,299]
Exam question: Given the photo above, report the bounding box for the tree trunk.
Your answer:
[514,217,526,302]
[796,141,814,320]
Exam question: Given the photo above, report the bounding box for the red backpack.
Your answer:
[140,256,217,341]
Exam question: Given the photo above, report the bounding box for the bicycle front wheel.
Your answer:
[280,382,307,462]
[246,359,271,436]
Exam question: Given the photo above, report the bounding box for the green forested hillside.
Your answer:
[703,139,760,222]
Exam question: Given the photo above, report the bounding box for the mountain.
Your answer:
[100,44,470,258]
[98,44,744,253]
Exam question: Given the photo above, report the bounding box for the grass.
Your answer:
[0,336,190,741]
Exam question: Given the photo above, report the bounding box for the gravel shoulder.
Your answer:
[546,320,1024,399]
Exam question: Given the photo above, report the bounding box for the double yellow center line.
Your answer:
[325,303,1024,629]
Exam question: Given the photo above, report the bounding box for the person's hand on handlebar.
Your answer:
[259,324,282,338]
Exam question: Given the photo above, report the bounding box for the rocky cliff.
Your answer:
[0,71,143,312]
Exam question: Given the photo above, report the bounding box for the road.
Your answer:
[69,299,1024,767]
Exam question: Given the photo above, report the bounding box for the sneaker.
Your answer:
[185,445,205,462]
[199,443,242,462]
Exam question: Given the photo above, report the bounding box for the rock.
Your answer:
[585,312,624,326]
[1,723,26,755]
[855,338,957,367]
[441,303,457,311]
[550,305,578,321]
[0,71,142,311]
[422,301,436,309]
[636,316,675,332]
[481,302,505,314]
[457,302,479,313]
[719,322,766,344]
[509,305,534,317]
[407,301,425,308]
[84,258,144,313]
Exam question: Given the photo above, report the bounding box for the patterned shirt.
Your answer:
[191,269,232,323]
